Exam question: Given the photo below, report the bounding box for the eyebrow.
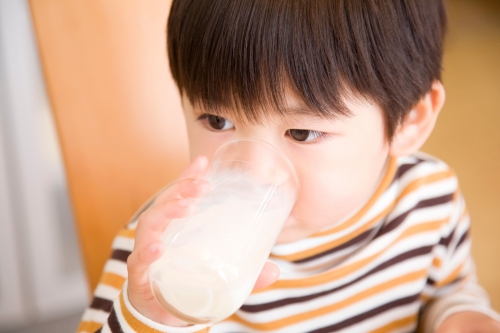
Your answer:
[193,104,344,124]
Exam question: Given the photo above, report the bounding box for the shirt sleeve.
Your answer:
[419,192,500,332]
[76,219,211,333]
[97,281,210,333]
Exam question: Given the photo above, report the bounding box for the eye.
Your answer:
[287,129,325,142]
[199,114,235,131]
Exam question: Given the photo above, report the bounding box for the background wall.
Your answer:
[422,0,500,310]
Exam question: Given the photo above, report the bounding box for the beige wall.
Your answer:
[423,0,500,309]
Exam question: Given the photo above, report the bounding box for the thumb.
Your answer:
[254,262,280,289]
[127,241,165,294]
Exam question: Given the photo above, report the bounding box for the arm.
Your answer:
[419,192,500,332]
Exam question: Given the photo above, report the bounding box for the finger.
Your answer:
[127,241,165,293]
[155,177,210,205]
[155,156,210,204]
[254,262,280,289]
[135,197,196,245]
[177,178,210,199]
[178,155,209,181]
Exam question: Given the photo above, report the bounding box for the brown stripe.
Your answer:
[437,204,466,248]
[111,249,131,263]
[392,159,424,181]
[307,294,419,333]
[108,307,124,333]
[90,296,114,312]
[378,193,455,237]
[241,245,432,313]
[455,229,469,252]
[293,227,374,264]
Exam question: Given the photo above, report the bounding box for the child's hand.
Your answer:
[126,156,280,327]
[436,311,500,333]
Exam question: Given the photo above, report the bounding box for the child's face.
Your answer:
[181,93,390,244]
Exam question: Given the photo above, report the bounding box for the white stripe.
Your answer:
[338,302,418,333]
[94,284,121,301]
[112,236,135,251]
[103,259,128,278]
[99,325,112,333]
[81,308,110,324]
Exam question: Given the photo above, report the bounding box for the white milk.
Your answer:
[149,170,294,324]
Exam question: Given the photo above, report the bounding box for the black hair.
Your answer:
[167,0,447,139]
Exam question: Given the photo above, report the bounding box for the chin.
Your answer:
[275,215,308,244]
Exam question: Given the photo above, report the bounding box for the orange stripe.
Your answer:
[312,157,398,238]
[120,293,165,333]
[420,293,432,303]
[77,321,103,332]
[370,314,417,333]
[118,228,136,239]
[255,218,446,292]
[436,262,465,288]
[99,272,126,290]
[234,269,427,330]
[432,257,442,269]
[397,169,455,200]
[272,168,454,262]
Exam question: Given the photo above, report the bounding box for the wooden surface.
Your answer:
[423,0,500,310]
[29,0,189,292]
[29,0,499,309]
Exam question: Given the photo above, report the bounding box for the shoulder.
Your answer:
[381,153,460,235]
[392,152,458,199]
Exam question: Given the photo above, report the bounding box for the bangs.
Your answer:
[168,0,446,134]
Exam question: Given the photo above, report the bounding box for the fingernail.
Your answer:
[178,198,192,207]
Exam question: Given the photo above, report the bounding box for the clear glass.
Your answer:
[149,139,299,324]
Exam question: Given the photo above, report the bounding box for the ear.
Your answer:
[390,80,446,157]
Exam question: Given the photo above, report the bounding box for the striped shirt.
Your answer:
[77,153,499,333]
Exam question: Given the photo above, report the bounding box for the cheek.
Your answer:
[289,135,388,230]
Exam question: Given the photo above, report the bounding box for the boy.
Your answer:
[78,0,500,332]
